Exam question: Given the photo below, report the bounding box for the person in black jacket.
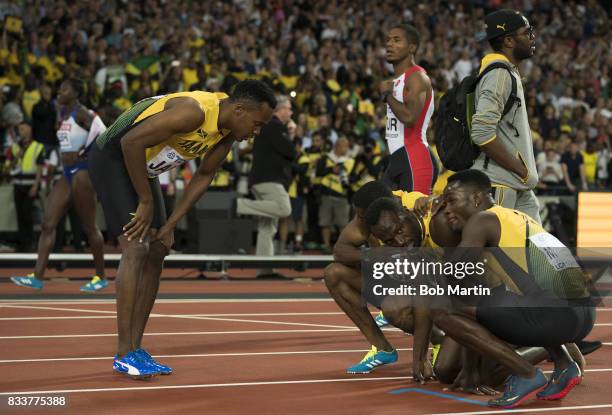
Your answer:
[236,95,295,256]
[31,84,58,154]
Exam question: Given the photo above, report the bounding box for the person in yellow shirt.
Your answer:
[7,123,44,251]
[581,142,598,189]
[316,136,354,253]
[87,80,276,379]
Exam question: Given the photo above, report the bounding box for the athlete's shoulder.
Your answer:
[406,68,431,87]
[466,209,500,230]
[339,217,369,245]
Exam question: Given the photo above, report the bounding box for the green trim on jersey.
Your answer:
[96,97,158,148]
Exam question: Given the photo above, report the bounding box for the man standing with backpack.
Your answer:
[436,10,540,223]
[472,10,540,222]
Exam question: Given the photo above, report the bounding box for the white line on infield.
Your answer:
[429,404,612,415]
[0,376,411,396]
[0,304,355,329]
[0,348,415,364]
[0,312,348,321]
[0,298,335,306]
[0,328,360,339]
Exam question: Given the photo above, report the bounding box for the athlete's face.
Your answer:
[57,82,77,106]
[370,210,420,248]
[232,102,274,141]
[443,182,481,232]
[385,28,416,64]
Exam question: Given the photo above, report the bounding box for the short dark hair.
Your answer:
[364,197,403,229]
[230,79,277,109]
[67,78,85,98]
[352,181,393,209]
[447,169,492,193]
[392,24,420,52]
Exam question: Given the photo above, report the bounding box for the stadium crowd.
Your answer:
[0,0,610,252]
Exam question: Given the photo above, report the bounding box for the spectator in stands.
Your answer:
[582,142,598,190]
[316,136,354,253]
[5,122,44,251]
[536,145,564,195]
[31,84,58,154]
[279,130,310,254]
[562,142,588,193]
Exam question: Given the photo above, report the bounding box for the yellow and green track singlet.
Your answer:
[96,91,230,177]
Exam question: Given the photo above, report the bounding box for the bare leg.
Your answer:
[545,345,573,372]
[116,235,149,357]
[34,178,72,280]
[132,238,169,350]
[72,171,105,277]
[278,217,289,252]
[324,262,393,351]
[295,219,304,247]
[321,226,331,248]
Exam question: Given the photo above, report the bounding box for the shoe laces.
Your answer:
[360,346,378,363]
[502,375,518,397]
[89,276,102,284]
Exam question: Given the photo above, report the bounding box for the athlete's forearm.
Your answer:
[164,170,214,229]
[121,141,153,203]
[387,96,416,127]
[412,306,433,362]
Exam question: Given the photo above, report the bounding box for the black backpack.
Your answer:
[434,62,518,171]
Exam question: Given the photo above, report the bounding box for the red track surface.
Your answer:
[1,277,611,415]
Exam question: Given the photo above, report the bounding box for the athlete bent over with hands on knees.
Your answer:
[89,80,276,379]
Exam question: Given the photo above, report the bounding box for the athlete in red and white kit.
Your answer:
[380,24,437,194]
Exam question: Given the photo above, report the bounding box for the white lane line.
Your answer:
[168,315,353,330]
[0,298,335,305]
[429,404,612,415]
[0,316,116,321]
[0,312,348,321]
[0,304,355,330]
[0,348,415,364]
[0,328,360,339]
[0,376,411,396]
[0,305,116,314]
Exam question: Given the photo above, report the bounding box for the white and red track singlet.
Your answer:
[385,64,435,193]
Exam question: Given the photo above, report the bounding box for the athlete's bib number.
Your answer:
[528,232,580,271]
[146,146,185,178]
[57,130,72,150]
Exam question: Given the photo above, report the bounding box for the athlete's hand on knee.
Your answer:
[123,200,154,242]
[412,357,435,384]
[447,367,497,396]
[156,225,175,251]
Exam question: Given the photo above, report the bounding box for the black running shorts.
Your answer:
[88,140,166,239]
[475,287,595,347]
